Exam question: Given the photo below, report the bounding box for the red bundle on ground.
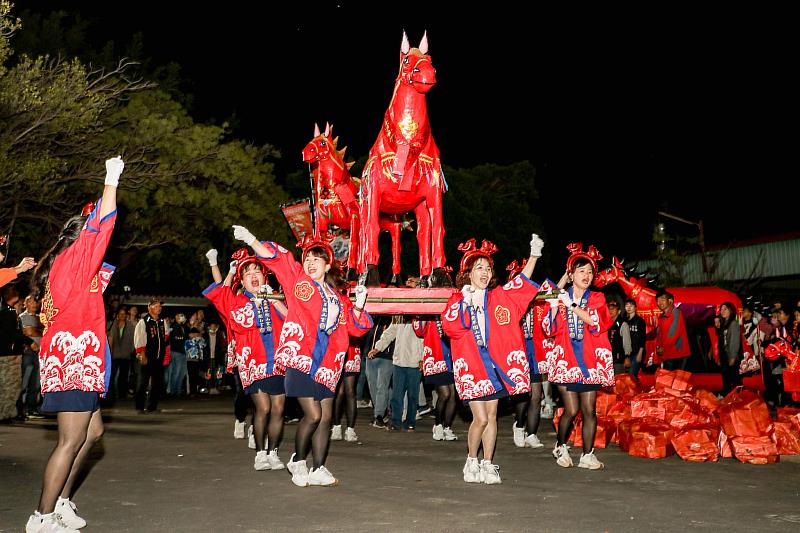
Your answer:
[693,388,721,413]
[784,369,800,393]
[670,401,717,431]
[626,420,675,459]
[573,417,613,449]
[595,391,619,417]
[771,421,800,455]
[655,368,693,392]
[618,417,669,453]
[614,374,640,399]
[718,391,773,438]
[776,407,800,433]
[630,391,686,423]
[672,424,720,462]
[730,435,779,464]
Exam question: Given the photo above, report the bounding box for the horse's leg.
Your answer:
[347,213,360,273]
[389,222,402,276]
[427,181,446,270]
[359,165,381,273]
[413,202,432,277]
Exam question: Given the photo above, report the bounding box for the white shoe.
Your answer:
[512,423,526,447]
[553,443,573,467]
[308,465,339,486]
[578,449,605,470]
[234,420,246,439]
[443,427,458,441]
[287,453,309,487]
[267,449,285,470]
[254,450,271,471]
[524,433,544,448]
[248,425,256,449]
[26,511,79,533]
[463,456,483,483]
[432,424,445,441]
[330,424,343,441]
[356,400,372,409]
[480,460,502,485]
[344,427,358,442]
[55,498,86,529]
[540,404,554,419]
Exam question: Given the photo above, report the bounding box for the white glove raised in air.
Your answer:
[232,225,257,245]
[530,233,545,258]
[205,249,218,267]
[558,291,574,308]
[229,260,238,276]
[354,285,368,308]
[461,284,474,306]
[105,156,124,187]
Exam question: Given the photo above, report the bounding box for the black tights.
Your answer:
[333,374,357,428]
[251,392,285,452]
[434,384,457,428]
[557,386,597,454]
[295,397,333,469]
[514,382,544,434]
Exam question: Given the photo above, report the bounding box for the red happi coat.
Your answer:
[203,283,285,388]
[524,304,552,376]
[441,274,539,400]
[39,201,116,393]
[656,305,691,362]
[344,338,362,373]
[413,318,452,377]
[543,288,614,386]
[260,242,373,392]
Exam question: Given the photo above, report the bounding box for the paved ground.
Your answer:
[2,394,799,532]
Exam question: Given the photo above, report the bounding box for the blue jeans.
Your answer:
[18,354,40,414]
[391,365,421,429]
[356,353,368,400]
[167,352,188,395]
[367,357,393,420]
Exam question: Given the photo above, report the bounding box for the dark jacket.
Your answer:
[0,301,33,356]
[170,323,189,353]
[108,319,136,360]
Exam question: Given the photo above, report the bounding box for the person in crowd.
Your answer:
[134,297,167,413]
[107,307,136,401]
[185,328,206,391]
[127,306,139,324]
[232,226,372,487]
[607,301,626,375]
[204,247,288,471]
[25,156,123,532]
[623,299,646,376]
[719,302,742,394]
[364,313,395,428]
[17,295,43,419]
[0,254,36,288]
[2,285,36,422]
[655,289,691,370]
[203,320,226,394]
[544,243,613,471]
[370,315,424,432]
[741,303,761,358]
[442,234,544,485]
[166,313,189,397]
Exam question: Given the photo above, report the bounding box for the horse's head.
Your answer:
[398,31,436,94]
[594,256,625,287]
[303,123,355,187]
[302,122,337,164]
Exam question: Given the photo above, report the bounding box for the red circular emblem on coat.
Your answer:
[494,305,510,325]
[294,281,315,302]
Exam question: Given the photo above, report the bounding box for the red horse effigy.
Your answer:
[359,31,447,284]
[302,123,409,277]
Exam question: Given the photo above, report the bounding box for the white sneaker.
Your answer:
[443,427,458,441]
[331,424,343,441]
[287,453,309,487]
[26,511,79,533]
[432,424,445,441]
[55,498,86,529]
[356,400,372,409]
[553,443,573,467]
[524,433,544,448]
[463,456,483,483]
[480,460,502,485]
[513,423,526,447]
[578,449,605,470]
[234,420,246,439]
[254,450,271,471]
[267,449,285,470]
[344,427,358,442]
[540,404,554,419]
[308,465,339,486]
[248,425,256,450]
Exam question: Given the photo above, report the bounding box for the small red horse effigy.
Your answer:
[359,31,447,284]
[303,123,409,277]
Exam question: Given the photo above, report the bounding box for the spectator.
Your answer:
[0,253,36,288]
[607,301,626,375]
[18,295,43,418]
[623,299,646,376]
[203,321,226,394]
[134,298,168,412]
[1,285,36,422]
[364,314,395,428]
[107,307,135,401]
[655,289,691,370]
[741,303,762,358]
[185,328,206,393]
[128,306,139,324]
[719,302,742,394]
[166,313,189,397]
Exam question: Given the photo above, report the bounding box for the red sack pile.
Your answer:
[613,374,640,400]
[776,407,800,432]
[618,417,674,458]
[693,388,721,413]
[655,368,693,393]
[718,386,778,464]
[670,401,717,431]
[729,436,779,464]
[630,391,687,422]
[771,421,800,455]
[671,424,720,462]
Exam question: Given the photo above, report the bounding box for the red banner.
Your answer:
[281,200,314,244]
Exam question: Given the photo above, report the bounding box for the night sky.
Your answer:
[13,2,796,264]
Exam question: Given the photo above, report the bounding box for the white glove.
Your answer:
[461,284,474,306]
[232,225,257,245]
[558,291,574,308]
[205,249,218,267]
[229,260,238,276]
[261,284,274,295]
[545,297,560,309]
[530,233,544,258]
[354,285,368,308]
[105,156,124,187]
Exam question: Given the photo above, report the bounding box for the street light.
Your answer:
[657,211,709,276]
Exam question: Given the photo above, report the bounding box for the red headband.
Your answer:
[458,238,498,272]
[505,258,528,279]
[565,242,602,272]
[298,231,335,264]
[231,248,268,289]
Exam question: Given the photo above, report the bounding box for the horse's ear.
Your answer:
[314,123,320,137]
[419,30,429,54]
[324,122,331,138]
[401,31,410,54]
